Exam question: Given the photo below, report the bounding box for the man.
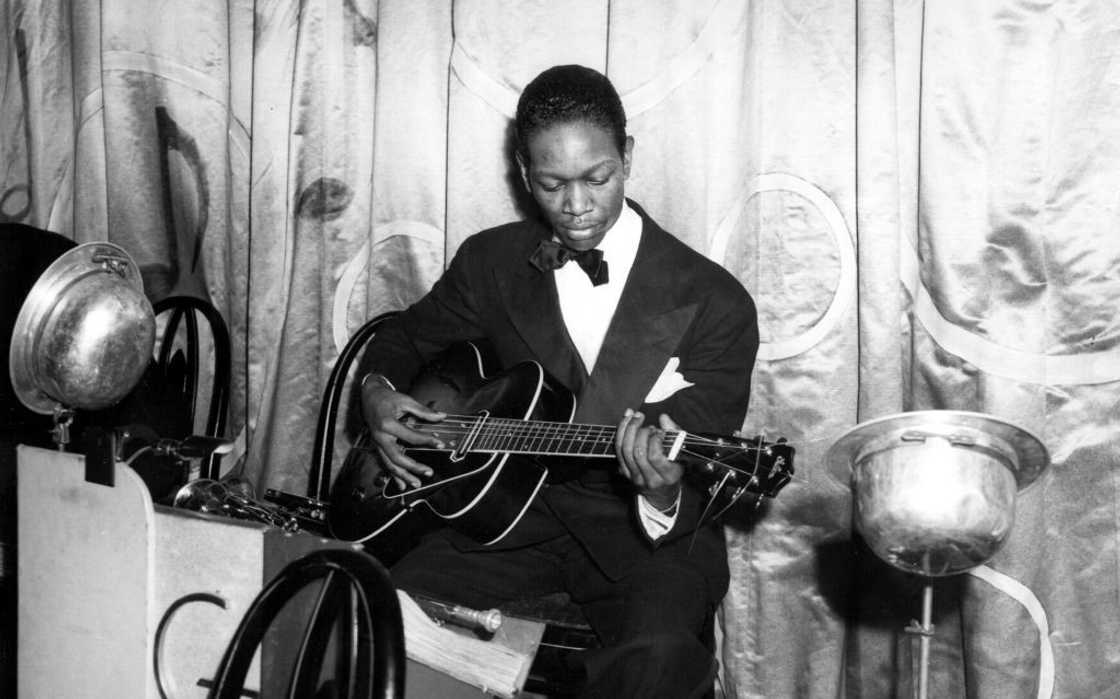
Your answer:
[358,64,758,697]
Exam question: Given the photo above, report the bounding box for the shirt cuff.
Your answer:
[637,490,681,540]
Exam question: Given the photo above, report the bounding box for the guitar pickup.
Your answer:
[449,410,489,462]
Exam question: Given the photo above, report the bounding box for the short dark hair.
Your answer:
[514,65,628,161]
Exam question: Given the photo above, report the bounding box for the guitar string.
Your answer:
[357,426,774,482]
[694,428,769,523]
[411,428,767,461]
[396,423,770,477]
[405,413,770,452]
[675,447,767,481]
[356,441,770,482]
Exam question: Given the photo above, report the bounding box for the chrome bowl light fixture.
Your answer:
[9,242,155,419]
[827,410,1049,698]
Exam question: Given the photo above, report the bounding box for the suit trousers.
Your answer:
[390,525,719,698]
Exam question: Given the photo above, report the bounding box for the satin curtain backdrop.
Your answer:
[4,1,1120,696]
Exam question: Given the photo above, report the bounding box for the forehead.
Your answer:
[524,120,621,173]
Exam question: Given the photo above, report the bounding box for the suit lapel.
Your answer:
[497,206,698,421]
[497,245,588,394]
[576,214,697,424]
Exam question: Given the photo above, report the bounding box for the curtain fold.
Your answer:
[3,1,1120,695]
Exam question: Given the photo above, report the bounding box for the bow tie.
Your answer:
[529,240,610,286]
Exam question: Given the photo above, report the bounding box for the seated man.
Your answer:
[357,64,758,698]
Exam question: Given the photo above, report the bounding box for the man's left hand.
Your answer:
[616,409,683,509]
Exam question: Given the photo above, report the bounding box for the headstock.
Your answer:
[681,433,795,498]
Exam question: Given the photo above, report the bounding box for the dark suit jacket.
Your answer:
[363,200,758,597]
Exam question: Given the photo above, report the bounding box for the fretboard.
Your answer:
[422,416,679,458]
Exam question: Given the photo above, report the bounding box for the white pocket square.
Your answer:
[644,357,695,403]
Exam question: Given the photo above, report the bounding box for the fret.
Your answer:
[503,421,523,452]
[558,422,578,455]
[519,421,536,453]
[494,419,520,453]
[601,427,616,454]
[472,418,495,452]
[493,420,509,453]
[573,424,591,456]
[560,423,582,456]
[561,423,581,453]
[590,426,614,456]
[543,420,563,455]
[471,418,492,451]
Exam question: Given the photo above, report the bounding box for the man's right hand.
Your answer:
[360,374,447,489]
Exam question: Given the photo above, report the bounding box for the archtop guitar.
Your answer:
[328,340,794,545]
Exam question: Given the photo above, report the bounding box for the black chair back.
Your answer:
[150,295,231,479]
[207,548,405,699]
[91,294,232,501]
[308,312,399,501]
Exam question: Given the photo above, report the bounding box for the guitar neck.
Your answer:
[422,415,678,459]
[405,413,792,498]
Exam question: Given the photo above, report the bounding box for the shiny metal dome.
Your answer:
[9,242,155,414]
[827,410,1049,576]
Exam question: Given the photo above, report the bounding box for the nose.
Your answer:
[562,182,592,217]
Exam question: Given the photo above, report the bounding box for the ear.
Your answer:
[622,135,634,179]
[515,150,531,191]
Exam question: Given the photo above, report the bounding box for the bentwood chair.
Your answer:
[206,548,405,699]
[307,312,400,503]
[94,294,232,503]
[258,311,401,537]
[149,294,232,480]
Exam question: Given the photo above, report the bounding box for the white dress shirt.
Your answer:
[552,203,681,539]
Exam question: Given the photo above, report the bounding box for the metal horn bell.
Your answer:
[827,410,1049,577]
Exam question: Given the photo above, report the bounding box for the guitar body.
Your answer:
[329,341,578,546]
